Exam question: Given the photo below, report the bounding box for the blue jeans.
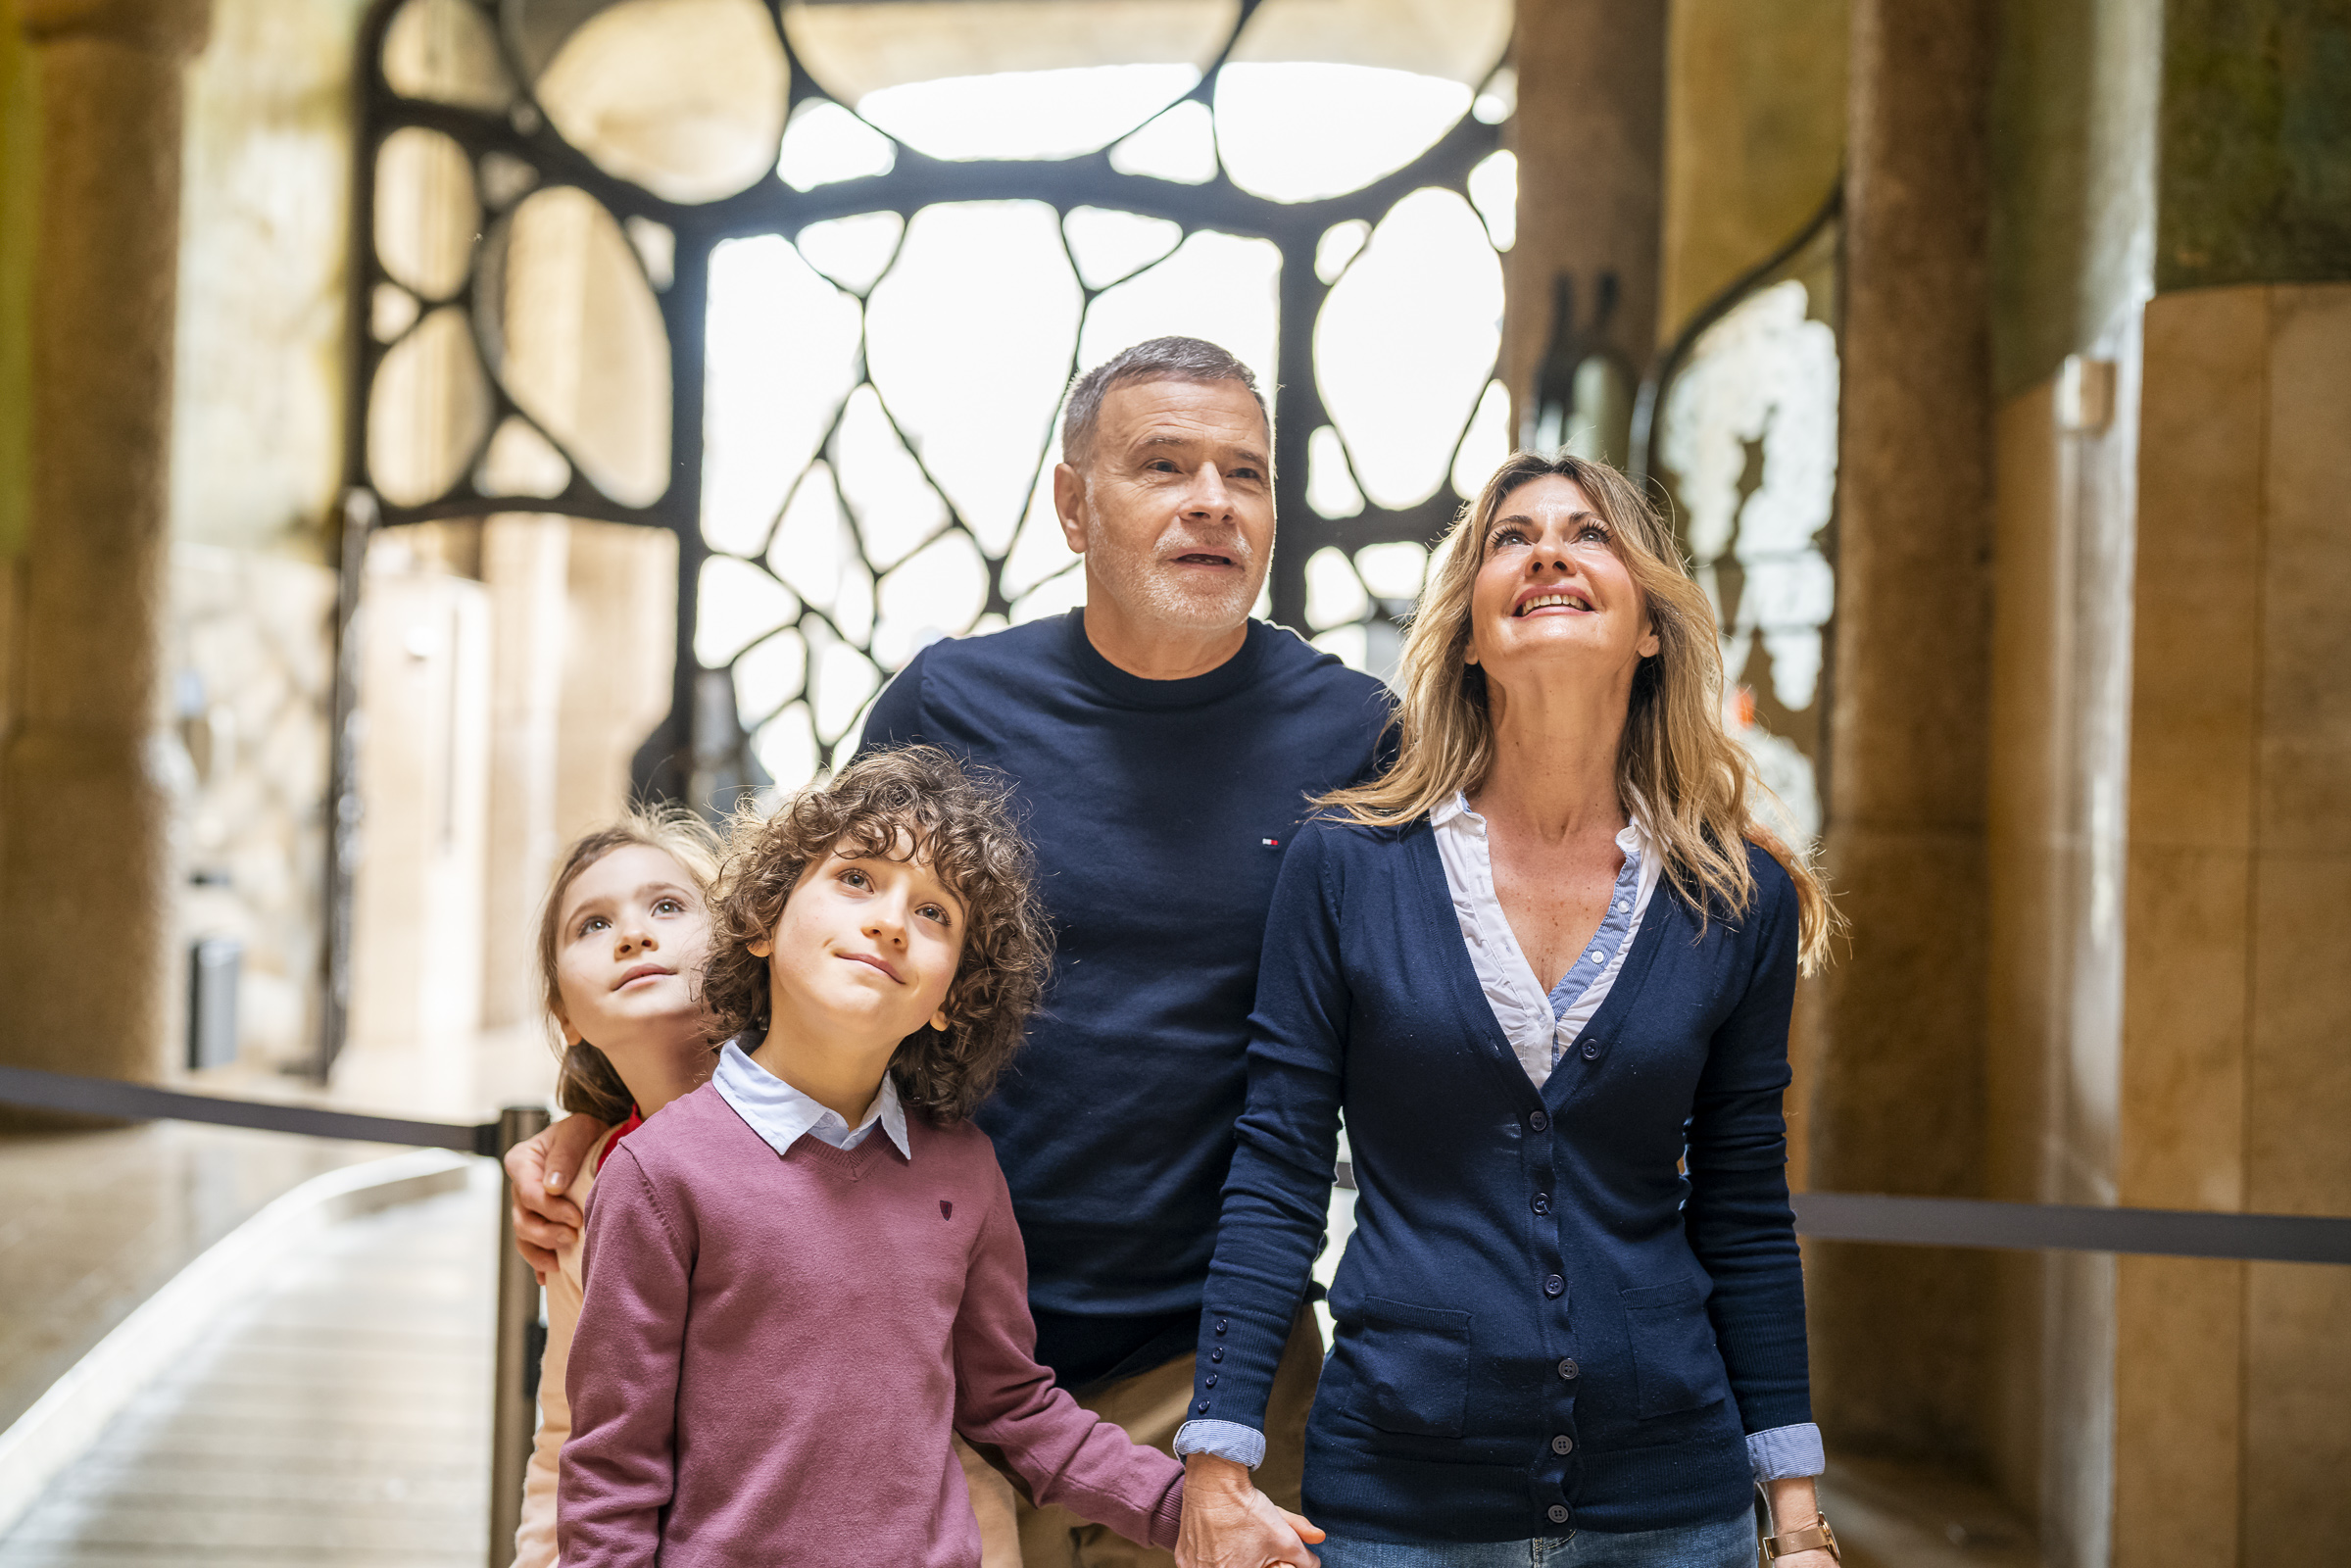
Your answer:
[1315,1508,1755,1568]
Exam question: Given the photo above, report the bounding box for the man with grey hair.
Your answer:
[510,337,1389,1568]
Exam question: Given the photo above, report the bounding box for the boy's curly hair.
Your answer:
[702,745,1051,1124]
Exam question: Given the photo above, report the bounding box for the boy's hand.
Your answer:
[506,1115,608,1280]
[1176,1454,1323,1568]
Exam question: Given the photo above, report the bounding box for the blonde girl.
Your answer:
[513,808,723,1568]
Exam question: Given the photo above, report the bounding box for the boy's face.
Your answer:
[752,833,967,1045]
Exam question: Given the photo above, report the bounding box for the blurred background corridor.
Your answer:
[0,0,2346,1562]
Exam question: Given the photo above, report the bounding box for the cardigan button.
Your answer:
[1531,1193,1550,1215]
[1543,1273,1565,1298]
[1556,1358,1580,1380]
[1547,1505,1571,1526]
[1210,1348,1223,1363]
[1528,1110,1550,1132]
[1214,1319,1228,1335]
[1581,1041,1601,1061]
[1197,1400,1210,1414]
[1550,1434,1574,1455]
[1204,1374,1218,1388]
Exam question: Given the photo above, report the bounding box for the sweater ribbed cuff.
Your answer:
[1147,1474,1187,1550]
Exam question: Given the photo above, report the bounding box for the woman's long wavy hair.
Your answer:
[702,746,1052,1124]
[536,807,726,1123]
[1317,451,1837,972]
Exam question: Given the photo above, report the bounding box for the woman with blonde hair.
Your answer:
[1174,454,1840,1568]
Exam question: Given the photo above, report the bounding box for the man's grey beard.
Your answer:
[1083,515,1266,633]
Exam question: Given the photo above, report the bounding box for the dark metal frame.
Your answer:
[327,0,1506,1071]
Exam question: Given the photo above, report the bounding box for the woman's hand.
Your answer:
[1763,1477,1837,1568]
[506,1115,609,1281]
[1175,1454,1324,1568]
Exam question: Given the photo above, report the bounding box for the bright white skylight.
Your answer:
[858,65,1200,162]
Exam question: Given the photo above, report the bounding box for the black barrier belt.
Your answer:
[0,1064,502,1156]
[6,1071,2348,1263]
[1791,1191,2351,1266]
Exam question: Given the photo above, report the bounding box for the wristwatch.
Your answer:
[1761,1517,1839,1561]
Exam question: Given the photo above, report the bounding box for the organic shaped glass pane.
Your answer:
[1002,451,1076,598]
[703,235,862,556]
[733,625,808,728]
[765,463,855,612]
[1306,425,1363,519]
[479,150,539,210]
[1079,230,1281,394]
[1354,538,1428,601]
[796,212,904,295]
[1473,63,1515,124]
[1304,545,1368,631]
[754,701,819,792]
[535,0,788,204]
[367,306,492,506]
[1064,207,1183,291]
[371,282,421,342]
[1658,280,1838,713]
[626,217,675,288]
[382,0,515,112]
[1449,379,1510,501]
[1315,220,1368,284]
[1108,100,1216,184]
[1310,623,1366,670]
[860,66,1198,162]
[782,0,1237,102]
[866,202,1080,552]
[1230,0,1511,86]
[1316,187,1502,509]
[806,619,881,744]
[489,186,672,505]
[1468,149,1516,250]
[778,100,897,192]
[476,415,571,497]
[696,554,799,666]
[1214,65,1470,203]
[1009,563,1086,625]
[375,128,478,299]
[873,531,989,670]
[829,383,952,572]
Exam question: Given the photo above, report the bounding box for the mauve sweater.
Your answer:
[559,1084,1185,1568]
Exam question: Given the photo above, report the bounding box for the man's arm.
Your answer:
[506,1115,611,1280]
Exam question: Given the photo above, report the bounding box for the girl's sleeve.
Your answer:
[557,1148,691,1568]
[1683,856,1814,1438]
[1183,825,1347,1453]
[951,1160,1185,1550]
[512,1245,580,1568]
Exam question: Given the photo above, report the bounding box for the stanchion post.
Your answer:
[489,1104,550,1568]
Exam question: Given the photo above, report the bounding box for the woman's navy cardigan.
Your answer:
[1190,816,1812,1541]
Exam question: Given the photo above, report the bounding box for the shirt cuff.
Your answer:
[1747,1422,1825,1483]
[1172,1419,1265,1469]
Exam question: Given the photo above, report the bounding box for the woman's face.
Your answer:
[554,844,713,1086]
[1465,475,1659,695]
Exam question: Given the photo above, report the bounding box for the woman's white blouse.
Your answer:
[1430,793,1661,1090]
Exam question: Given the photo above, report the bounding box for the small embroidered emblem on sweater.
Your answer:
[1261,838,1280,849]
[940,1200,954,1221]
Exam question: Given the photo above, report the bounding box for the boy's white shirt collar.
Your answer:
[713,1039,912,1160]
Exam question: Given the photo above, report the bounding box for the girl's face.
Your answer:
[753,834,966,1047]
[554,844,713,1074]
[1466,475,1659,691]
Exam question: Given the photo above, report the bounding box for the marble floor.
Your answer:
[0,1178,498,1567]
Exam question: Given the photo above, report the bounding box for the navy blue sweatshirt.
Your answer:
[858,612,1392,1386]
[1192,818,1811,1540]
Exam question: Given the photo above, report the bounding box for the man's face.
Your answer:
[1054,377,1276,634]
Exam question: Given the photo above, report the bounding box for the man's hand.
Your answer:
[1176,1454,1323,1568]
[506,1115,609,1282]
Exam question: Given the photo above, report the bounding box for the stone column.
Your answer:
[1505,0,1665,456]
[0,0,210,1089]
[1807,0,1998,1455]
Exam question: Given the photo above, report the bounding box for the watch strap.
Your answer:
[1762,1517,1839,1561]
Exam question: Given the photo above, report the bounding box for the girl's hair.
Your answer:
[1317,450,1837,973]
[536,806,725,1122]
[702,745,1052,1124]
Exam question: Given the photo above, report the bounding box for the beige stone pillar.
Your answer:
[0,0,210,1090]
[1807,0,1998,1455]
[479,514,570,1030]
[1504,0,1665,455]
